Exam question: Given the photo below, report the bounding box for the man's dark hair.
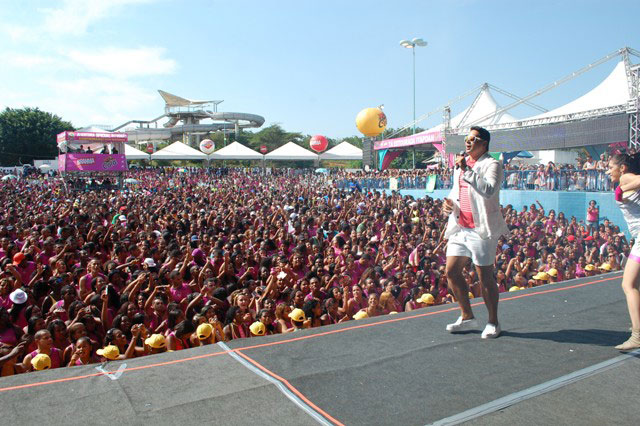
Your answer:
[470,126,491,145]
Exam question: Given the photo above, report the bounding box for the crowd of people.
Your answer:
[0,167,628,376]
[502,154,611,191]
[328,153,617,192]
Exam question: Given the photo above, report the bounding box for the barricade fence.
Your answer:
[334,170,612,192]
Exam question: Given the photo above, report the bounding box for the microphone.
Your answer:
[455,151,466,169]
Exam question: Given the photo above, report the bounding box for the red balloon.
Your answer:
[309,135,328,152]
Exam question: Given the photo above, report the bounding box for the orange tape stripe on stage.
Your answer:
[0,273,621,393]
[235,350,345,426]
[238,274,622,352]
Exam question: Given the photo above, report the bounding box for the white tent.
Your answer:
[426,87,518,134]
[124,144,150,160]
[151,141,208,161]
[319,141,363,160]
[377,86,518,147]
[264,142,318,161]
[523,60,629,121]
[209,142,263,160]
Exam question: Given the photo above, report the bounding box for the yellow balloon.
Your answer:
[356,107,387,137]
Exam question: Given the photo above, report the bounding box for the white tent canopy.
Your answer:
[523,60,630,121]
[319,141,363,160]
[264,142,318,161]
[124,144,150,160]
[424,87,518,135]
[151,141,208,160]
[209,142,263,160]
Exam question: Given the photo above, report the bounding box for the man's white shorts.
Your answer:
[446,228,499,267]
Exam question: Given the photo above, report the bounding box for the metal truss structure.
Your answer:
[391,47,640,152]
[450,47,640,145]
[626,56,640,150]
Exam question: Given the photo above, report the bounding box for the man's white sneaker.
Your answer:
[446,316,479,333]
[481,323,501,339]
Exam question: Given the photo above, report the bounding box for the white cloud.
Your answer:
[41,76,160,126]
[0,1,176,129]
[4,0,156,40]
[4,24,32,42]
[6,53,61,69]
[40,0,155,37]
[64,46,178,78]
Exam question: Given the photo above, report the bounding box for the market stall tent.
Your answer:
[319,141,363,160]
[209,142,263,160]
[150,141,208,161]
[124,144,150,160]
[264,142,318,161]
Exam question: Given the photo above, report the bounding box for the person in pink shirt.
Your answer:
[12,253,36,286]
[168,270,192,304]
[0,278,13,310]
[23,329,63,371]
[586,200,599,235]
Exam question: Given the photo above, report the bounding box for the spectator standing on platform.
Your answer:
[586,200,599,235]
[597,154,610,191]
[441,126,509,339]
[583,155,597,191]
[607,153,640,350]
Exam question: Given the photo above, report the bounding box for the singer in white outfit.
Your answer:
[441,126,509,338]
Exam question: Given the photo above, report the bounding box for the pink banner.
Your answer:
[57,131,128,143]
[58,154,128,172]
[374,130,442,150]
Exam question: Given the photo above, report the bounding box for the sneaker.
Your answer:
[446,316,478,333]
[481,323,501,339]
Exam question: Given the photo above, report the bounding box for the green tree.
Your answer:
[0,107,74,166]
[247,124,303,151]
[378,126,433,169]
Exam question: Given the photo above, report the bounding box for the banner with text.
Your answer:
[59,154,128,172]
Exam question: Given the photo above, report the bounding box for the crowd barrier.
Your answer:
[334,170,612,192]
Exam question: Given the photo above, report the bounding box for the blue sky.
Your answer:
[1,0,639,138]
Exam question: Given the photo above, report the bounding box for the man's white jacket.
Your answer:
[444,152,509,240]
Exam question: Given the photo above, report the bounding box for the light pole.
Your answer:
[400,37,427,169]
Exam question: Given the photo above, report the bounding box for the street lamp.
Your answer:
[399,38,427,134]
[399,37,427,168]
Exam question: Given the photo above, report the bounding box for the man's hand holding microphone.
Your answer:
[442,198,454,216]
[455,150,467,171]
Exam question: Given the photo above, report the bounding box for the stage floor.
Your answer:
[0,272,637,425]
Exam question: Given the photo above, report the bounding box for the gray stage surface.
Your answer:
[0,272,637,425]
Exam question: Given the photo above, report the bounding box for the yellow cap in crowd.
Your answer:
[32,353,51,371]
[97,345,120,360]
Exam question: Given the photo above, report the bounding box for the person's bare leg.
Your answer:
[476,264,499,326]
[615,258,640,349]
[446,256,473,320]
[621,259,640,330]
